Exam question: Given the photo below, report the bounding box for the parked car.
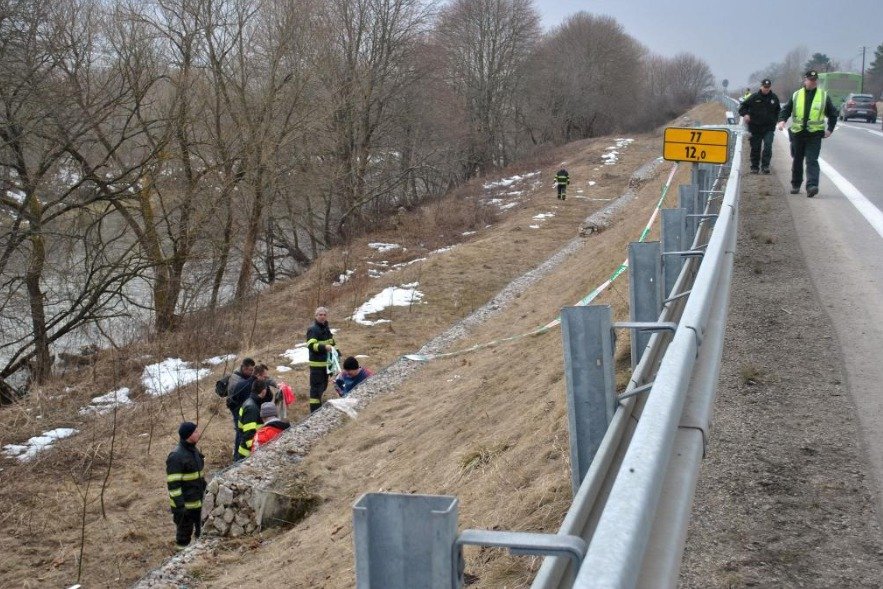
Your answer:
[839,93,877,122]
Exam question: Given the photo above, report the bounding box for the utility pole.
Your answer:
[861,46,867,92]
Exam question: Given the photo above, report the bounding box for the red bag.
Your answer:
[280,382,295,406]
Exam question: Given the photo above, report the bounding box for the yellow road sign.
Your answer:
[663,127,730,164]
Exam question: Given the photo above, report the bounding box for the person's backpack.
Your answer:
[215,374,231,398]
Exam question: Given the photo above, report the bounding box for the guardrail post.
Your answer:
[679,184,699,245]
[697,163,715,210]
[353,493,461,589]
[560,305,616,494]
[661,208,687,298]
[628,242,663,368]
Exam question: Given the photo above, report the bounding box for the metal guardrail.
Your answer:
[352,107,743,589]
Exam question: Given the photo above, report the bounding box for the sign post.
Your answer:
[663,128,730,165]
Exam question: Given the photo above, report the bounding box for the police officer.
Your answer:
[166,421,206,549]
[776,70,838,198]
[306,306,335,412]
[738,78,781,174]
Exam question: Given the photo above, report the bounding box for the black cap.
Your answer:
[761,79,772,87]
[804,70,818,79]
[178,421,197,440]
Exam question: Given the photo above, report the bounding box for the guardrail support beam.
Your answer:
[560,305,616,494]
[661,207,687,299]
[353,493,461,589]
[628,241,663,368]
[679,185,699,245]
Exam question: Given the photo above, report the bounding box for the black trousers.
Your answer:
[748,128,775,169]
[788,131,823,189]
[556,184,567,199]
[173,508,202,548]
[309,368,328,412]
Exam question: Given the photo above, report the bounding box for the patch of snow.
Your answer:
[462,231,477,236]
[352,283,425,326]
[589,181,597,186]
[499,202,518,210]
[6,189,26,203]
[141,358,210,397]
[333,270,355,286]
[276,366,293,373]
[3,427,79,462]
[79,387,133,416]
[533,213,555,220]
[368,242,400,253]
[507,191,523,196]
[202,354,237,366]
[529,224,541,229]
[431,246,455,255]
[482,171,540,190]
[281,347,310,365]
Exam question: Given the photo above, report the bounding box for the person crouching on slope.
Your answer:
[334,356,374,397]
[253,402,291,451]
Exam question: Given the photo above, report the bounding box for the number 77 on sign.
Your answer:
[662,127,730,164]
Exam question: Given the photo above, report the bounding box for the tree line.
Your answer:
[0,0,715,399]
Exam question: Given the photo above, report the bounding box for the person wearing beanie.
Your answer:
[166,421,206,550]
[334,356,374,398]
[253,401,291,451]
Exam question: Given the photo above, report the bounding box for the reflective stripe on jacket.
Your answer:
[306,321,335,368]
[237,394,262,458]
[791,88,827,133]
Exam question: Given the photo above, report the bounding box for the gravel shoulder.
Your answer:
[679,158,883,587]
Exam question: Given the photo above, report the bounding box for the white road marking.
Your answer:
[819,158,883,240]
[837,123,883,138]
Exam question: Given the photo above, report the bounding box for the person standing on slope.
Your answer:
[306,306,336,413]
[554,169,570,200]
[166,421,206,550]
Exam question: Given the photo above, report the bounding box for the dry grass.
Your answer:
[0,102,724,588]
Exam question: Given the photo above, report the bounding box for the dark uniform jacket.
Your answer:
[306,321,335,369]
[166,441,206,511]
[778,88,838,136]
[738,91,781,132]
[237,389,268,459]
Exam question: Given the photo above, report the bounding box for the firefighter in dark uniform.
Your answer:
[306,306,335,413]
[738,78,780,174]
[555,169,570,200]
[776,69,837,198]
[237,378,272,460]
[166,421,206,549]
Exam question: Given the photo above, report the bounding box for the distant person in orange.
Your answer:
[253,402,290,451]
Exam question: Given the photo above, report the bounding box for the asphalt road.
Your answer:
[769,121,883,525]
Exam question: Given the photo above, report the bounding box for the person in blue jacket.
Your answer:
[334,356,374,397]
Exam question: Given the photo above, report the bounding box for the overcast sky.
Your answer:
[532,0,883,88]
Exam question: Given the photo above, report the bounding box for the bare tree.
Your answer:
[436,0,540,177]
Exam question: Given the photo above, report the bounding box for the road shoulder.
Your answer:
[680,154,883,587]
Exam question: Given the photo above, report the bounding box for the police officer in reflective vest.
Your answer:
[555,169,570,200]
[166,421,206,549]
[306,306,335,412]
[776,70,838,198]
